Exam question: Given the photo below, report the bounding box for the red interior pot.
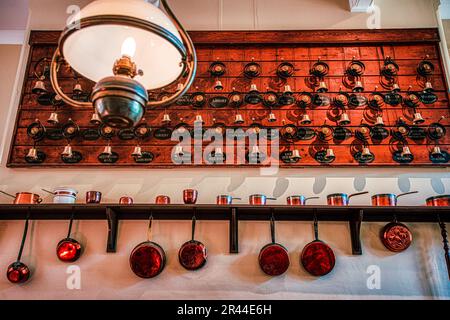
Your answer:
[6,261,30,284]
[129,216,166,278]
[300,217,335,276]
[130,241,166,278]
[178,216,207,270]
[258,215,290,276]
[426,195,450,207]
[57,238,82,262]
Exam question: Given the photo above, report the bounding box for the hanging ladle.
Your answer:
[6,211,31,284]
[56,209,82,262]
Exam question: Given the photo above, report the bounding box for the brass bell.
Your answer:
[392,83,401,92]
[234,114,244,124]
[268,112,277,122]
[317,81,328,93]
[325,148,335,159]
[250,83,259,92]
[424,81,433,92]
[194,114,204,125]
[177,83,184,91]
[431,146,442,156]
[47,112,59,124]
[291,149,301,161]
[284,85,293,94]
[401,146,412,157]
[338,112,351,125]
[73,83,83,94]
[251,145,260,155]
[300,114,312,125]
[26,147,38,159]
[162,113,171,124]
[103,145,112,155]
[413,112,425,125]
[353,80,364,92]
[175,146,184,156]
[375,115,385,126]
[214,147,223,156]
[61,144,73,157]
[131,145,142,157]
[90,112,101,125]
[214,80,224,91]
[32,80,47,95]
[361,146,372,159]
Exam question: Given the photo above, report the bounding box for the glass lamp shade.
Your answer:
[61,0,185,90]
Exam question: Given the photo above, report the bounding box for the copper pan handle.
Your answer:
[304,196,320,204]
[0,191,15,198]
[348,191,369,199]
[395,191,419,201]
[41,188,55,195]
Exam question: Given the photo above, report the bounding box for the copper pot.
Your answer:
[0,191,42,204]
[249,194,277,205]
[183,189,198,204]
[301,216,335,276]
[216,195,241,205]
[119,196,133,204]
[155,195,170,204]
[371,191,418,206]
[86,191,102,204]
[258,214,290,276]
[287,196,319,206]
[129,216,166,278]
[426,195,450,207]
[327,192,368,206]
[178,216,207,270]
[381,220,413,252]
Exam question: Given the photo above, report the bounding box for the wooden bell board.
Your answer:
[7,29,450,168]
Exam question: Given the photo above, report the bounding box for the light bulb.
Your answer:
[121,37,136,58]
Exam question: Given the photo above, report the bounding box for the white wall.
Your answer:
[0,0,449,299]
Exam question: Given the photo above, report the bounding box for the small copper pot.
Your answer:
[249,194,277,205]
[0,191,42,204]
[216,195,241,205]
[371,191,418,206]
[327,192,368,206]
[119,196,133,205]
[287,196,319,206]
[86,191,102,204]
[426,195,450,207]
[155,195,170,204]
[183,189,198,204]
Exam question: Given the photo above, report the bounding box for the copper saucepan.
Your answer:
[249,194,277,205]
[178,215,207,270]
[371,191,419,206]
[129,215,166,278]
[287,196,319,206]
[155,195,171,204]
[326,192,368,206]
[56,211,82,263]
[426,195,450,207]
[216,195,241,205]
[0,191,42,204]
[258,212,290,276]
[300,214,335,276]
[7,213,31,283]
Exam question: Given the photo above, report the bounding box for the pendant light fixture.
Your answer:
[50,0,197,128]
